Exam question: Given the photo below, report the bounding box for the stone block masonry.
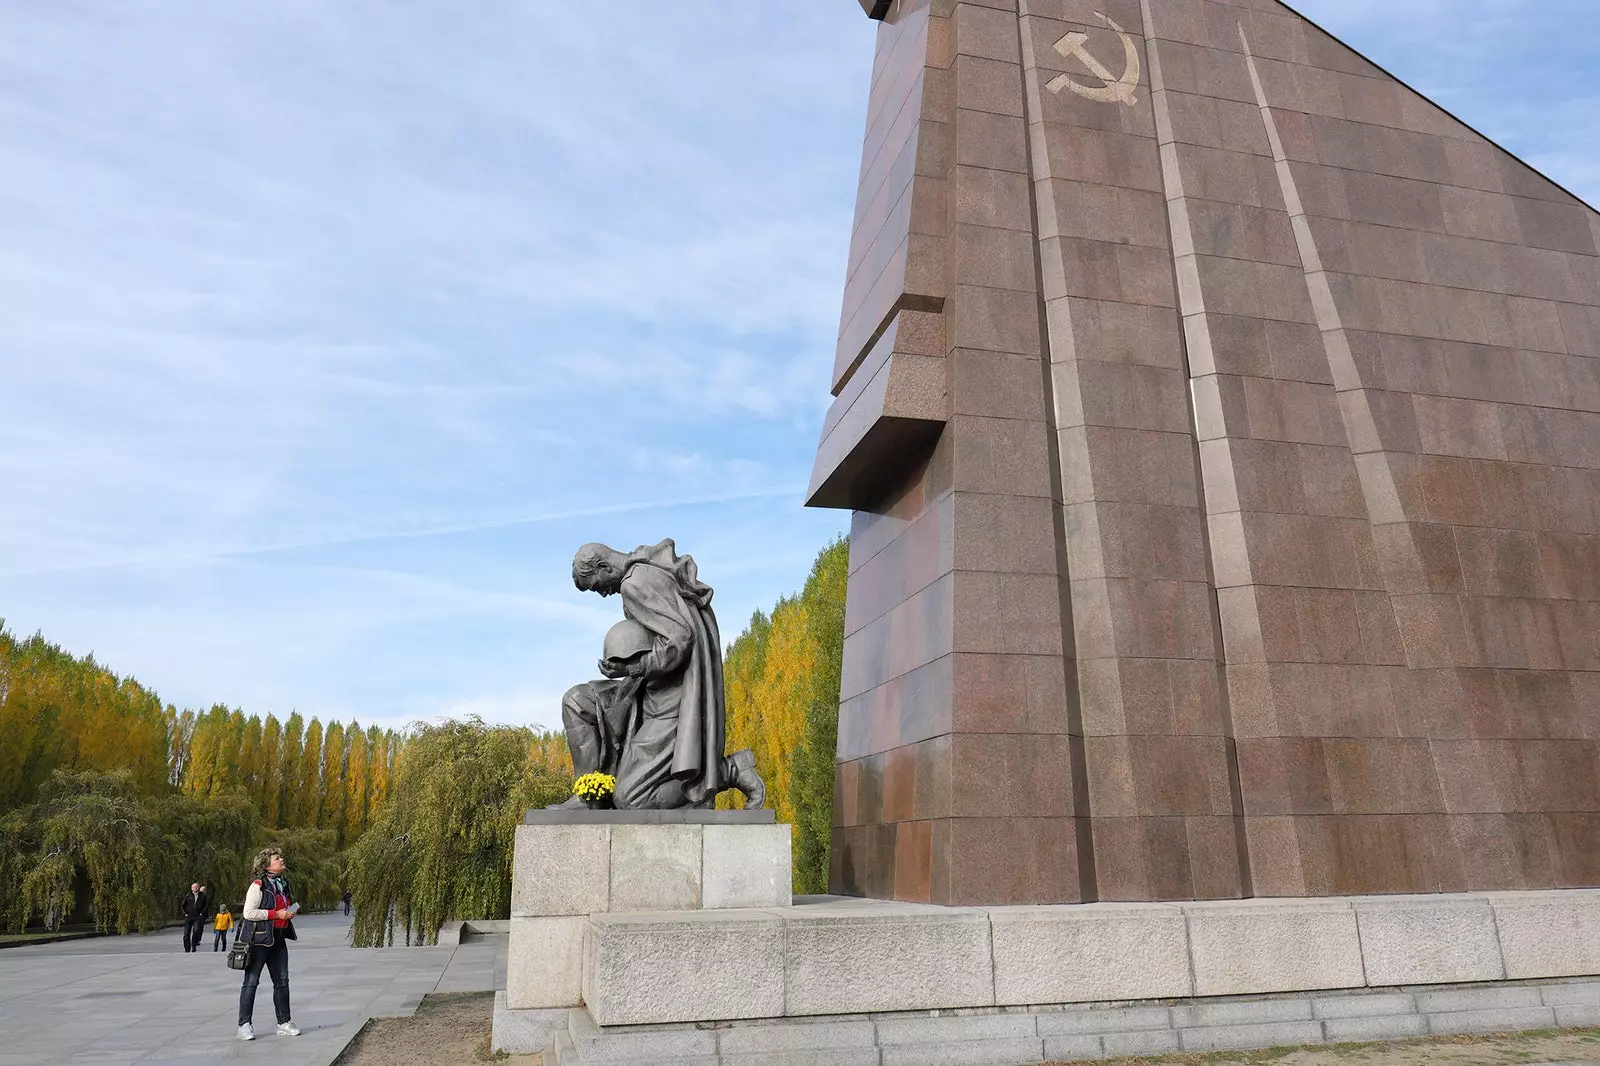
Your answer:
[506,815,791,1011]
[507,975,1600,1065]
[814,0,1600,907]
[567,890,1600,1028]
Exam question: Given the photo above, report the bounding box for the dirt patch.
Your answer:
[1051,1026,1600,1066]
[333,991,541,1066]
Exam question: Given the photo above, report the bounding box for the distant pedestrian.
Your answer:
[178,883,209,953]
[212,905,233,951]
[341,890,351,917]
[237,847,300,1041]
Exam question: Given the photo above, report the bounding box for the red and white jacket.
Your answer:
[242,877,294,930]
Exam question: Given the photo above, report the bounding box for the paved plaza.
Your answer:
[0,912,505,1066]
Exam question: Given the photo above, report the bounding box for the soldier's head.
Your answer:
[572,543,626,596]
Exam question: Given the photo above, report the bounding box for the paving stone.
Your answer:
[722,1052,882,1066]
[1425,1006,1558,1034]
[1035,1005,1172,1035]
[1414,986,1545,1013]
[0,913,502,1066]
[879,1036,1046,1066]
[1541,982,1600,1006]
[1041,1033,1108,1060]
[1100,1028,1181,1056]
[1311,991,1417,1019]
[717,1017,877,1054]
[1554,1004,1600,1028]
[1178,1021,1326,1051]
[568,1007,717,1058]
[874,1012,1037,1044]
[1171,997,1314,1027]
[1322,1013,1431,1042]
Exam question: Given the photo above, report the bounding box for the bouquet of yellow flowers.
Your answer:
[572,772,617,806]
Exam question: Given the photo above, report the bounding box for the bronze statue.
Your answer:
[550,540,765,810]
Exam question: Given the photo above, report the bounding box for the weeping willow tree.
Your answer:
[0,770,162,934]
[346,718,569,947]
[271,826,344,912]
[148,789,257,907]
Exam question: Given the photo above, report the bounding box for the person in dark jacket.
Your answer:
[178,883,209,953]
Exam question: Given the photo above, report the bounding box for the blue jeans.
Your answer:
[238,935,290,1026]
[213,927,227,950]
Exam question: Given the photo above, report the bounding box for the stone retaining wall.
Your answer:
[584,891,1600,1026]
[506,977,1600,1065]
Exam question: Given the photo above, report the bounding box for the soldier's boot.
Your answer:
[722,748,766,810]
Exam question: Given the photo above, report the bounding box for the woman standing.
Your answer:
[237,847,301,1041]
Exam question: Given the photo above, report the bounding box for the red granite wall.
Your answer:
[815,0,1600,903]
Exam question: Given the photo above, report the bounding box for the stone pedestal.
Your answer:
[504,809,790,1014]
[497,888,1600,1063]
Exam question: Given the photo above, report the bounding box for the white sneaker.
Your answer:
[237,1023,254,1041]
[277,1021,301,1037]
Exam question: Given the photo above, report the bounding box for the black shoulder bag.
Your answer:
[225,883,277,970]
[225,922,251,971]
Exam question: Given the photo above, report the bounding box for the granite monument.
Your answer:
[813,0,1600,905]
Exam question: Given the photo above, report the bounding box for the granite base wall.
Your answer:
[494,888,1600,1057]
[498,976,1600,1065]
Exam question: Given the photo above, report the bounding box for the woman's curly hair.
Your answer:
[250,846,284,881]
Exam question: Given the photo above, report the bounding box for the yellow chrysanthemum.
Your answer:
[572,772,616,800]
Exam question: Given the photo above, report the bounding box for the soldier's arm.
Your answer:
[622,568,695,678]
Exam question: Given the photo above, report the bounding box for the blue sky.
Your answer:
[1,1,1594,733]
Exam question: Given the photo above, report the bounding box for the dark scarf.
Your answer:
[262,872,292,908]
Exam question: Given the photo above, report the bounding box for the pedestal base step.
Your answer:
[496,977,1600,1065]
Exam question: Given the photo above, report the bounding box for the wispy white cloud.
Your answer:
[0,1,863,722]
[1,1,1593,731]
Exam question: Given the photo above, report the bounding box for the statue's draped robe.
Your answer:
[566,541,727,809]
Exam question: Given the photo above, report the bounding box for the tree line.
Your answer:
[0,624,404,930]
[1,534,850,939]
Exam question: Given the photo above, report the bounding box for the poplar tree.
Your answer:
[319,721,346,837]
[343,723,369,845]
[207,708,245,797]
[296,719,323,828]
[184,708,222,796]
[258,715,283,826]
[278,713,304,830]
[237,716,264,802]
[166,707,195,788]
[366,724,391,820]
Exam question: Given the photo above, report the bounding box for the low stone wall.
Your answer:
[583,890,1600,1026]
[503,976,1600,1065]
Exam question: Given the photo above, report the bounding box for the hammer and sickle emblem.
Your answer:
[1046,12,1141,106]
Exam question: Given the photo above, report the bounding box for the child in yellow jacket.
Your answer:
[212,906,233,952]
